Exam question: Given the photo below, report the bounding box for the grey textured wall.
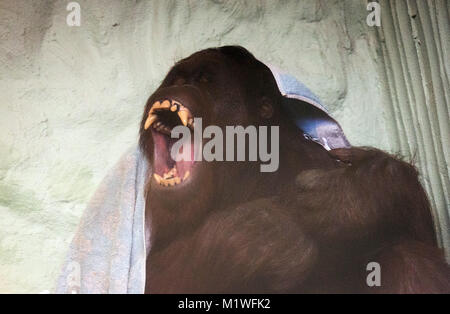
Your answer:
[0,0,448,293]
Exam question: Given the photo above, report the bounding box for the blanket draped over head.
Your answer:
[55,65,350,294]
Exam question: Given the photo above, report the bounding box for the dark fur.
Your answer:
[140,46,450,293]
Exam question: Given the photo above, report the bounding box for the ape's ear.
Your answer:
[259,96,274,120]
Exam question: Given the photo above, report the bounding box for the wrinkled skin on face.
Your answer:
[140,46,450,294]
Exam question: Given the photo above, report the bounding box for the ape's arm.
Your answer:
[293,147,436,247]
[145,199,317,294]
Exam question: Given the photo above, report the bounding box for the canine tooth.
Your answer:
[153,173,162,184]
[144,114,158,130]
[150,101,161,113]
[178,110,189,126]
[183,171,190,181]
[161,100,171,109]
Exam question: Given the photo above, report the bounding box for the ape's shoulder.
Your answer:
[291,147,436,246]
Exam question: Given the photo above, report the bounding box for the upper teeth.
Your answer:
[177,109,189,127]
[144,99,193,131]
[144,114,157,130]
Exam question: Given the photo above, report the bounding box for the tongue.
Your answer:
[153,130,195,179]
[173,140,195,179]
[153,132,172,175]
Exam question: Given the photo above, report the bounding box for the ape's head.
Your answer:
[140,46,281,210]
[139,46,285,238]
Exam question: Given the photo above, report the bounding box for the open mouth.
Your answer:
[144,99,195,187]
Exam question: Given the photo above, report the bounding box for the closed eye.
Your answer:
[162,69,187,87]
[197,72,210,83]
[194,69,214,84]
